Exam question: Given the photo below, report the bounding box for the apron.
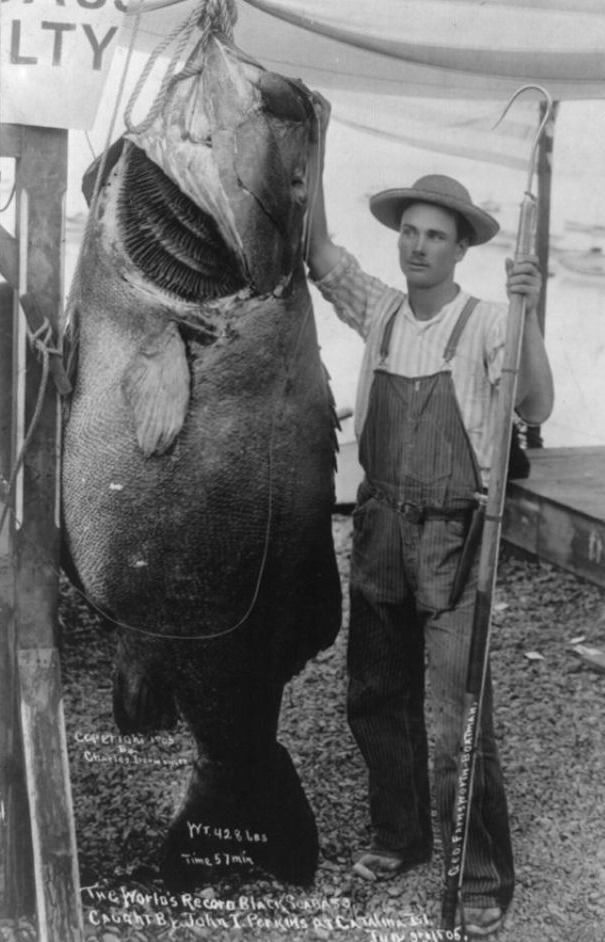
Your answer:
[358,296,482,514]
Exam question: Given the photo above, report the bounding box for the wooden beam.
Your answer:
[14,125,66,650]
[19,650,82,942]
[10,126,83,941]
[0,224,35,925]
[504,446,605,588]
[0,576,36,921]
[0,282,13,486]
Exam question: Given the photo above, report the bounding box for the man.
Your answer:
[306,104,554,939]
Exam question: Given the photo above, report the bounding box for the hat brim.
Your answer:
[369,187,499,246]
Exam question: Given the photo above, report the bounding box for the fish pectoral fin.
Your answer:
[122,324,190,457]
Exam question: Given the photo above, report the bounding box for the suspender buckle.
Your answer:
[400,501,424,524]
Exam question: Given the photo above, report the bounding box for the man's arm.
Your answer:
[305,92,341,281]
[505,256,555,425]
[304,92,396,339]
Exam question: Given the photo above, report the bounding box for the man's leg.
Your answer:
[418,520,514,911]
[347,499,432,866]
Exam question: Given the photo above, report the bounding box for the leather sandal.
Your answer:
[457,905,504,938]
[352,846,431,881]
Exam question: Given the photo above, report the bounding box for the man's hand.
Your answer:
[505,255,542,314]
[310,90,331,149]
[305,90,341,281]
[509,254,554,425]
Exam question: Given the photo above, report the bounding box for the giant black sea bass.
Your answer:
[62,17,341,889]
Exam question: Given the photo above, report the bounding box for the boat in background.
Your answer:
[565,220,605,238]
[557,246,605,277]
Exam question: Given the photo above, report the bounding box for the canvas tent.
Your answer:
[4,0,604,173]
[121,0,605,100]
[110,0,605,170]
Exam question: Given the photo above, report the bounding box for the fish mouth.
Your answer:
[118,143,247,303]
[123,36,317,297]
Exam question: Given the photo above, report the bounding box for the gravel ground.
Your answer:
[2,514,605,942]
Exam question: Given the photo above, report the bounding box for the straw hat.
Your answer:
[369,174,499,246]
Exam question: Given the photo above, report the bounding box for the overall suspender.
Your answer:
[379,296,480,364]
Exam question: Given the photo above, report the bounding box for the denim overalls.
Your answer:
[348,297,514,909]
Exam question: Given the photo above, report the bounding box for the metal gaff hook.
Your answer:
[494,84,553,257]
[493,84,554,196]
[439,86,554,935]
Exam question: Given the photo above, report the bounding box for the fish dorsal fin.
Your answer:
[122,323,190,457]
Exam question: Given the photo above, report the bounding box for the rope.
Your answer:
[0,317,56,539]
[124,0,236,137]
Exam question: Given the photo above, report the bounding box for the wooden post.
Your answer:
[527,99,558,449]
[1,276,36,920]
[0,124,83,940]
[0,129,36,921]
[0,283,14,497]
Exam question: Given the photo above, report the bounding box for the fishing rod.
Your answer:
[440,84,553,934]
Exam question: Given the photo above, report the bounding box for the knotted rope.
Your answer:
[0,315,60,538]
[124,0,237,137]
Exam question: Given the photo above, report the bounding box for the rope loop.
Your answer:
[196,0,236,44]
[0,322,52,540]
[124,0,237,137]
[29,317,61,359]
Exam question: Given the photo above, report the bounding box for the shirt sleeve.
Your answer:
[311,247,393,340]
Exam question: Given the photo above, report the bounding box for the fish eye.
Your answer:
[257,73,311,122]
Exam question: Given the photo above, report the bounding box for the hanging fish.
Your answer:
[62,27,341,889]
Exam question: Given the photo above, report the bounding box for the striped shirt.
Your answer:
[314,247,509,484]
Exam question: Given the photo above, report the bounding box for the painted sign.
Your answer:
[0,0,128,129]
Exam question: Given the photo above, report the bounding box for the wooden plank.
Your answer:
[19,649,82,942]
[504,484,605,588]
[0,555,35,919]
[13,126,66,648]
[0,282,29,915]
[526,445,605,459]
[0,283,13,494]
[11,126,83,939]
[537,501,605,588]
[502,488,540,557]
[512,447,605,520]
[1,195,34,924]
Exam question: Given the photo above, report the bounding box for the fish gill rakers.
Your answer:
[119,145,247,303]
